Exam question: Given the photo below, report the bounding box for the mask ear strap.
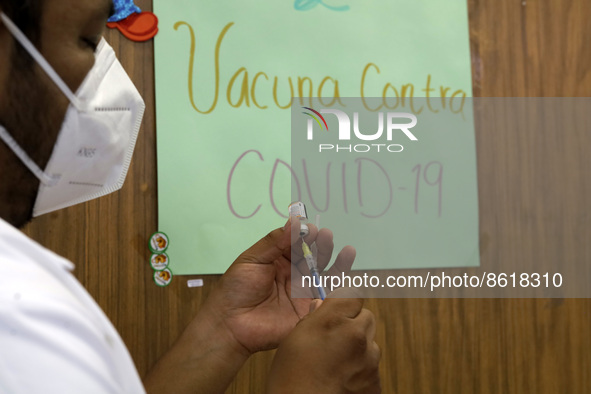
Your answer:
[0,125,58,186]
[0,12,82,111]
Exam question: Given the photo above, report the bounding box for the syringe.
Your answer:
[302,239,327,300]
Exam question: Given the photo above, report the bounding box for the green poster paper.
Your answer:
[154,0,477,275]
[290,97,479,274]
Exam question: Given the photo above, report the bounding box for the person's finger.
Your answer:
[357,308,377,342]
[309,299,323,313]
[288,254,320,301]
[290,215,301,245]
[321,291,364,318]
[302,222,318,244]
[346,341,381,394]
[324,245,356,279]
[363,342,382,387]
[237,225,291,266]
[314,228,334,272]
[290,273,316,299]
[369,341,381,367]
[292,253,310,277]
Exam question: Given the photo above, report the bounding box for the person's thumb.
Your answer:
[309,299,323,313]
[235,222,291,266]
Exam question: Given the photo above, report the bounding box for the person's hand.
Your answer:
[200,217,356,354]
[267,292,381,394]
[145,218,356,394]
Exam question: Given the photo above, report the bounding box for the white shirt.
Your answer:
[0,218,145,393]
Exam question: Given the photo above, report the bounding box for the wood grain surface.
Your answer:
[22,0,591,393]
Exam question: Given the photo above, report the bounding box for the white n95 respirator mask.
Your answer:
[0,12,145,217]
